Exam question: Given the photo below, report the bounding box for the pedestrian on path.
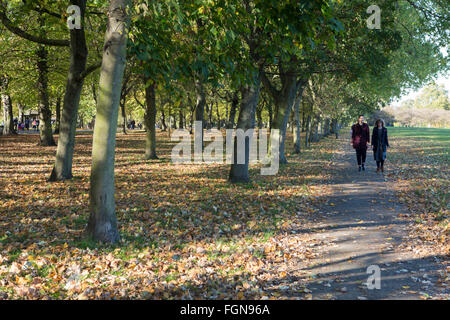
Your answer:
[372,119,389,173]
[351,115,370,172]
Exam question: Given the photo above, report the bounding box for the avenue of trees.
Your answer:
[0,0,448,242]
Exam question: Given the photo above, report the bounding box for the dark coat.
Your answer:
[351,123,370,150]
[371,127,389,161]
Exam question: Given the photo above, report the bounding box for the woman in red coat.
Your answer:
[351,115,370,171]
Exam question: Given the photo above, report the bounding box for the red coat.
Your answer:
[351,123,370,150]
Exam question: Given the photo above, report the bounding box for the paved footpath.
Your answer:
[294,141,448,300]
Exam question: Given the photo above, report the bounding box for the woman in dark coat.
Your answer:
[371,119,389,173]
[351,115,370,171]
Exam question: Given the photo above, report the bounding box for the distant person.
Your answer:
[25,119,30,130]
[372,119,389,173]
[351,115,370,172]
[36,119,40,131]
[32,120,37,130]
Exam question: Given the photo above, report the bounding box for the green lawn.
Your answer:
[388,127,450,162]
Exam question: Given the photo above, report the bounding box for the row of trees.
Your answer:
[1,0,448,242]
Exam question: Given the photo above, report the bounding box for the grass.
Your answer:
[386,126,449,257]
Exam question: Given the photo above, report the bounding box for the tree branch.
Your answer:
[0,10,69,47]
[259,67,279,100]
[79,61,101,80]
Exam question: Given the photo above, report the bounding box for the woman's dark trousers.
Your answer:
[356,148,366,166]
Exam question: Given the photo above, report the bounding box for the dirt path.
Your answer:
[294,139,448,300]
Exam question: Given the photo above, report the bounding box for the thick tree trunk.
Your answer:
[269,74,298,164]
[1,76,15,135]
[229,77,260,183]
[36,45,55,146]
[54,95,61,134]
[86,0,130,243]
[49,0,88,180]
[144,80,158,159]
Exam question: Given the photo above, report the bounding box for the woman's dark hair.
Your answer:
[375,119,384,127]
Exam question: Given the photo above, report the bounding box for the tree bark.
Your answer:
[216,101,220,130]
[120,100,127,134]
[161,109,167,131]
[293,87,304,154]
[227,91,238,129]
[144,79,158,159]
[54,94,62,134]
[256,103,263,129]
[18,102,24,124]
[229,77,261,183]
[36,45,55,146]
[179,108,184,129]
[1,75,16,135]
[305,114,311,147]
[266,73,298,164]
[312,115,320,142]
[86,0,130,243]
[194,78,206,148]
[49,0,88,180]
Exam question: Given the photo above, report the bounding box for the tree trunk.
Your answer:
[161,109,167,131]
[179,108,184,129]
[305,114,311,147]
[36,45,55,146]
[216,101,220,130]
[256,103,263,129]
[227,91,238,129]
[18,102,24,124]
[229,77,260,183]
[269,74,298,164]
[54,95,62,134]
[195,78,205,148]
[144,80,158,159]
[120,101,127,134]
[293,89,303,154]
[324,118,330,137]
[268,102,272,130]
[1,76,16,135]
[49,0,88,180]
[86,0,130,243]
[312,115,320,142]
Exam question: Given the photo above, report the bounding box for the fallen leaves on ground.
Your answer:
[0,130,337,299]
